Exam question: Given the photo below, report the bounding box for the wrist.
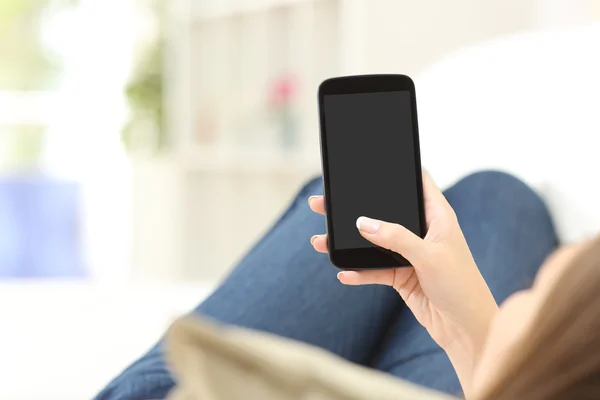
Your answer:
[445,339,478,399]
[443,300,499,397]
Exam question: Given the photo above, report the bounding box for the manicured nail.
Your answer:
[308,196,317,205]
[356,216,380,234]
[310,235,318,245]
[337,272,345,280]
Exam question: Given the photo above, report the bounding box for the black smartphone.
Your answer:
[318,74,426,270]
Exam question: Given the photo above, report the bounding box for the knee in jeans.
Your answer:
[452,170,550,215]
[456,170,537,198]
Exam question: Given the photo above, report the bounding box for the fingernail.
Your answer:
[308,196,317,205]
[356,216,380,234]
[337,272,345,280]
[310,235,318,245]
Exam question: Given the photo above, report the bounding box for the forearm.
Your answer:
[444,301,499,398]
[445,338,479,398]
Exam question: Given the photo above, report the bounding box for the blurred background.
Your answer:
[1,0,599,398]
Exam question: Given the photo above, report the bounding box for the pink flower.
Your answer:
[268,74,297,107]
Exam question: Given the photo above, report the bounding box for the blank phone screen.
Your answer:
[323,91,421,250]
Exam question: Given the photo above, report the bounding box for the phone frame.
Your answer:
[317,74,426,270]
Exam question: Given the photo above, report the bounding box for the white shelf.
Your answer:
[155,0,341,282]
[189,0,322,23]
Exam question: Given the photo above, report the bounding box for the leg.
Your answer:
[370,171,559,395]
[96,177,402,400]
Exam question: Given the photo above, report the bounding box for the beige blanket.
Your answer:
[164,316,456,400]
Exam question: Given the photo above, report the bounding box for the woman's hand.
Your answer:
[308,171,498,395]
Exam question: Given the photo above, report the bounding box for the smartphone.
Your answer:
[318,74,426,270]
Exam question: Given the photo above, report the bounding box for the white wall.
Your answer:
[361,0,537,74]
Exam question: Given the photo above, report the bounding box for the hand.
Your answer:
[309,171,498,394]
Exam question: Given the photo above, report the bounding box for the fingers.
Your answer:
[422,169,447,205]
[421,170,457,229]
[310,234,328,253]
[337,269,395,286]
[337,267,416,290]
[308,196,325,215]
[309,216,427,262]
[356,216,425,265]
[308,196,327,252]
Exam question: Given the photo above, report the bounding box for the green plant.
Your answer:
[121,1,165,154]
[121,35,165,153]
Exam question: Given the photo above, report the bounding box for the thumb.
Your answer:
[356,216,426,266]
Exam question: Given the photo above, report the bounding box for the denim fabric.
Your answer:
[96,171,558,399]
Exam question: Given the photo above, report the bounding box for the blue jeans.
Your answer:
[96,171,558,400]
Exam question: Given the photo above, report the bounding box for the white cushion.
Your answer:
[164,316,454,400]
[415,23,600,243]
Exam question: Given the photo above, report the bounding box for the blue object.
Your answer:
[0,174,86,278]
[96,171,558,400]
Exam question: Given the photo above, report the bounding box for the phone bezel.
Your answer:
[317,74,426,270]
